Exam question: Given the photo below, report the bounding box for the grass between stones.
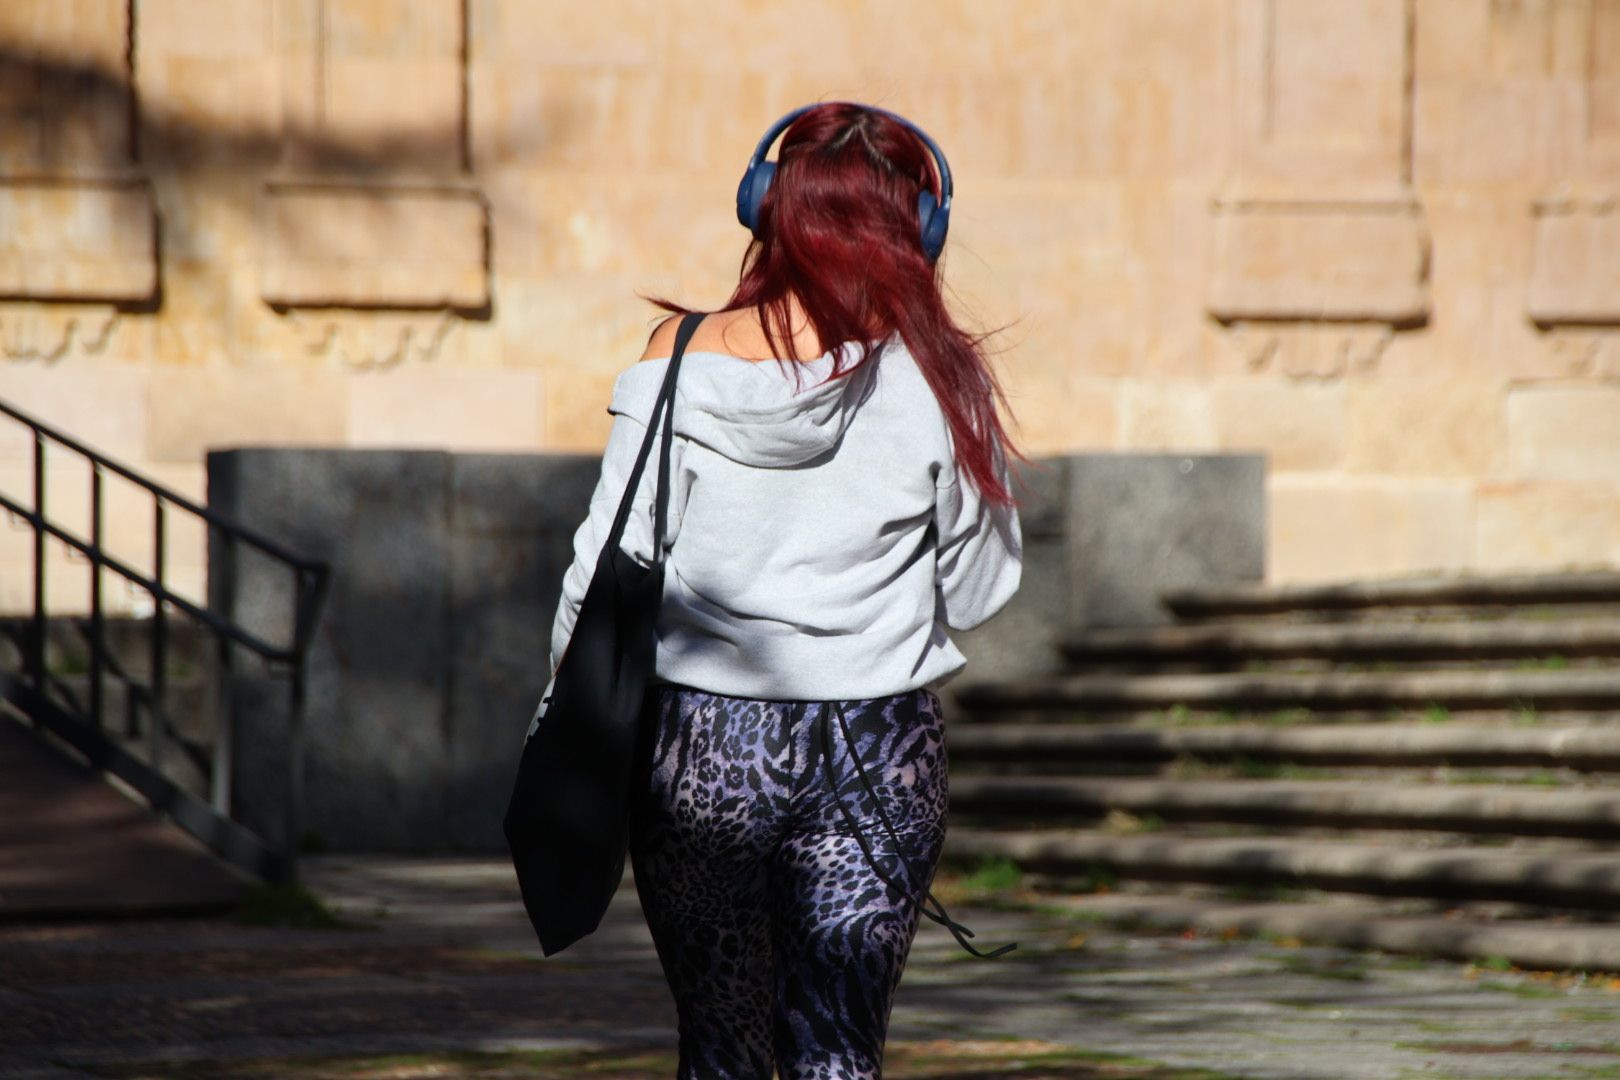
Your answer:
[227,881,373,931]
[80,1041,1251,1079]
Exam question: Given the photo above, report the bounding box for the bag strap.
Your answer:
[604,312,703,562]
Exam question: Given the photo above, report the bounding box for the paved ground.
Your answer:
[3,856,1620,1080]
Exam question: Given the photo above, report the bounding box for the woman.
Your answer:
[549,102,1024,1080]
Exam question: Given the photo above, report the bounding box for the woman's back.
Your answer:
[549,322,1021,701]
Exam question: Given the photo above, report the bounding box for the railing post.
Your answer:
[28,432,45,693]
[211,633,234,821]
[285,656,306,885]
[1,398,331,890]
[88,466,105,731]
[150,502,167,774]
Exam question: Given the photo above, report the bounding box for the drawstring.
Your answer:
[817,700,1017,960]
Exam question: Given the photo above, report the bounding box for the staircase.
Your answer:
[945,570,1620,972]
[0,397,330,917]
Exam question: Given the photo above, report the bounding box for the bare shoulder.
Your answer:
[639,313,686,361]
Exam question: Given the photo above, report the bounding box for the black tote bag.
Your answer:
[504,312,702,957]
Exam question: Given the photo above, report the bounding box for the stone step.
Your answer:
[1060,618,1620,666]
[943,827,1620,908]
[956,668,1620,714]
[1161,569,1620,621]
[948,775,1620,838]
[1027,892,1620,974]
[946,722,1620,770]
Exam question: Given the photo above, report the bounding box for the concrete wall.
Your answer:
[208,447,1263,852]
[2,1,1618,616]
[209,447,600,853]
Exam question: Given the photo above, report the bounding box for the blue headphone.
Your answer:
[735,103,954,262]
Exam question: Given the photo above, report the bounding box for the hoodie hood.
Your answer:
[608,337,886,467]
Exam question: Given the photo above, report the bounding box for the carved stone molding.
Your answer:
[1547,329,1620,380]
[1225,321,1394,379]
[286,308,456,370]
[0,304,119,363]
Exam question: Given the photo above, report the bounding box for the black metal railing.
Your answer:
[0,398,330,884]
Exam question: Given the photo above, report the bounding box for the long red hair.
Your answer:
[651,102,1023,506]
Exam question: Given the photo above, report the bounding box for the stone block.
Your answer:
[1230,0,1412,185]
[1269,474,1473,583]
[146,361,347,464]
[1527,200,1620,325]
[137,0,270,57]
[1412,81,1558,185]
[1345,377,1506,476]
[443,452,599,848]
[1507,384,1620,483]
[325,0,462,56]
[320,58,464,154]
[1119,378,1218,451]
[0,456,205,617]
[0,180,157,303]
[209,448,456,853]
[0,1,132,170]
[259,183,488,310]
[1412,0,1490,79]
[1474,481,1620,572]
[483,175,736,280]
[542,368,618,452]
[0,462,206,616]
[138,57,281,138]
[492,274,666,373]
[153,260,233,366]
[476,65,770,176]
[1065,453,1267,627]
[997,370,1119,456]
[0,360,148,462]
[1208,197,1431,324]
[469,0,661,67]
[345,367,543,451]
[1209,377,1345,471]
[950,519,1067,688]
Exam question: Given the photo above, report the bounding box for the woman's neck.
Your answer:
[705,295,825,361]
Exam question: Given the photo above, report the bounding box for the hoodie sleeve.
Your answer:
[934,451,1023,632]
[548,397,665,675]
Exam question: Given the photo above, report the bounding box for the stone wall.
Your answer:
[208,448,1262,852]
[2,0,1618,616]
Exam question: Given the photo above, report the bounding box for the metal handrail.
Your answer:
[0,396,331,883]
[0,490,319,662]
[0,400,324,575]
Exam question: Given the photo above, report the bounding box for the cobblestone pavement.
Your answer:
[1,855,1618,1079]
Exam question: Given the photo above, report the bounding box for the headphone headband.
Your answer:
[735,102,953,261]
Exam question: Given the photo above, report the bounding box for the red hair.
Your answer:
[651,102,1024,506]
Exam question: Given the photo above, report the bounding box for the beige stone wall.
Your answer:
[2,0,1618,614]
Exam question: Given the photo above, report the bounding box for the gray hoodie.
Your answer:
[548,334,1022,701]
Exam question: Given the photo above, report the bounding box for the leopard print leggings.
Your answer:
[627,683,1013,1080]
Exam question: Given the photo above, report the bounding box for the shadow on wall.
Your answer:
[0,44,593,316]
[208,448,1266,854]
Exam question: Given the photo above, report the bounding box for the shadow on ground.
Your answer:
[87,1042,1240,1079]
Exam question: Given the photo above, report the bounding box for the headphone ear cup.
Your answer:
[916,189,947,261]
[737,160,777,234]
